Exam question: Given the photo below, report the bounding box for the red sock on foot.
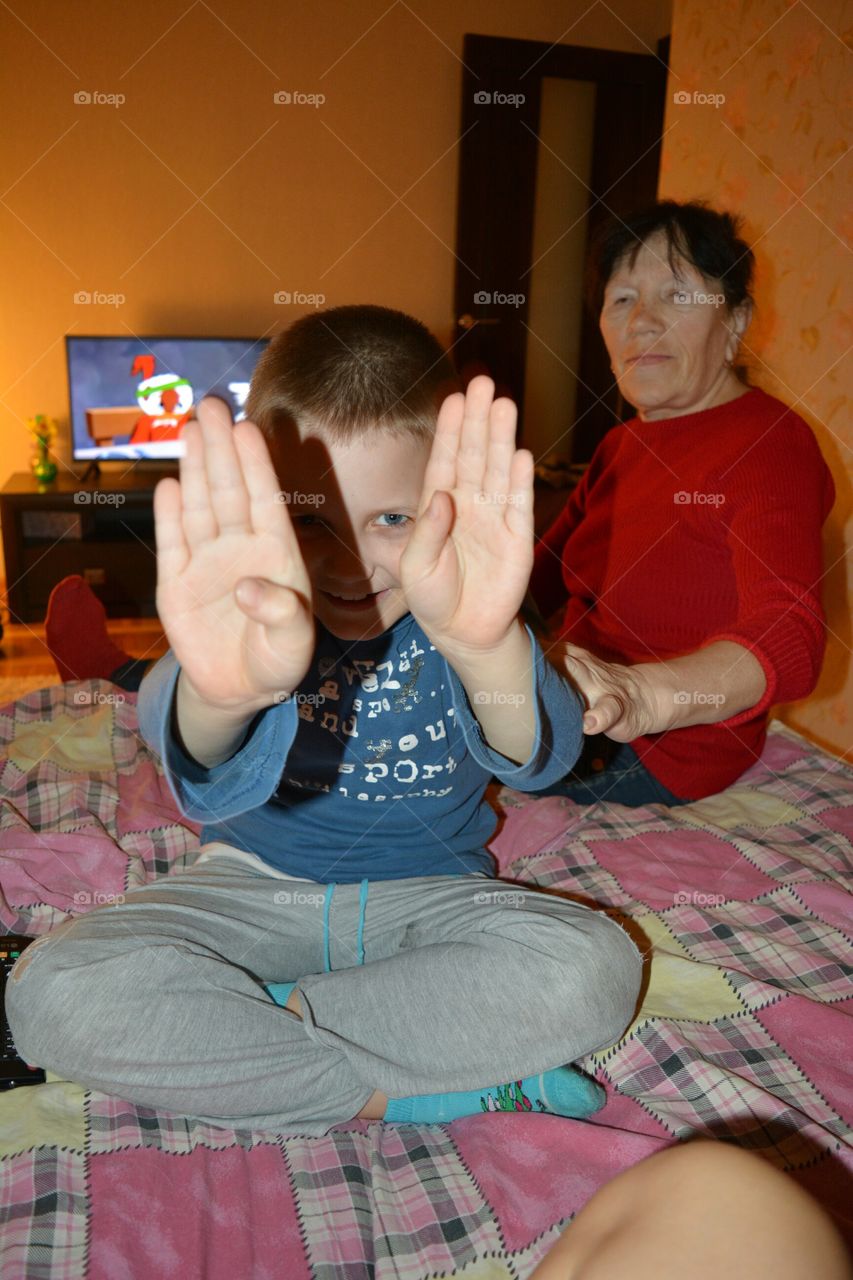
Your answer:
[45,575,132,683]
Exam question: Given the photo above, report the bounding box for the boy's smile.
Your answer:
[267,425,433,642]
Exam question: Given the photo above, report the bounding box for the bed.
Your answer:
[1,678,850,1278]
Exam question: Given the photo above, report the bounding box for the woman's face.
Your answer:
[599,231,750,420]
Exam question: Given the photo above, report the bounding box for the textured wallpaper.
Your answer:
[660,0,851,757]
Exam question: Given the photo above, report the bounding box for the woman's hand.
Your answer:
[153,397,316,715]
[557,643,668,740]
[557,639,765,739]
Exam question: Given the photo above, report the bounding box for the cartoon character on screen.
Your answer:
[128,355,194,444]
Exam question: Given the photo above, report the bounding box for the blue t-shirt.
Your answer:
[136,611,584,883]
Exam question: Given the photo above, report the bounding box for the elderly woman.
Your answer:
[530,200,835,807]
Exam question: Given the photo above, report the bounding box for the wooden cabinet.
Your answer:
[0,471,169,622]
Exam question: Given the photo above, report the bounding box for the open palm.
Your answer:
[153,398,315,712]
[400,376,534,657]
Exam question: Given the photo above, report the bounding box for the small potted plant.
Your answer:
[27,414,59,484]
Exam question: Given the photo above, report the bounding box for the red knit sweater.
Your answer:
[529,388,835,800]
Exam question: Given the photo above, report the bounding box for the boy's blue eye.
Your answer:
[375,513,409,528]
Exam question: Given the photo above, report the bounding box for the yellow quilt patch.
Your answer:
[5,703,116,775]
[678,788,806,832]
[0,1077,87,1156]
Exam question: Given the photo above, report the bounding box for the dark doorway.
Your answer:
[453,33,669,463]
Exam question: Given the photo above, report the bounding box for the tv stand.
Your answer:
[0,470,171,623]
[78,459,101,483]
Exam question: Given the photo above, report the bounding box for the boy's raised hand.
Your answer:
[400,376,534,658]
[153,397,315,713]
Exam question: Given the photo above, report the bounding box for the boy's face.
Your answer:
[267,424,433,642]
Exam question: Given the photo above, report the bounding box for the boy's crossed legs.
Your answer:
[7,856,641,1135]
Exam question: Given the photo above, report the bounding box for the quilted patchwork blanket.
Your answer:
[1,680,851,1277]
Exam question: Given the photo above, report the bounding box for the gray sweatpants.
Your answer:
[7,853,643,1135]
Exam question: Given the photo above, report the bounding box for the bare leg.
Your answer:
[529,1139,851,1280]
[284,988,388,1120]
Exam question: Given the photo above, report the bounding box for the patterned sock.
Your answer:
[383,1065,605,1124]
[265,981,297,1008]
[45,575,132,683]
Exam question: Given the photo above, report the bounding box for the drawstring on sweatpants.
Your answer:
[322,878,369,973]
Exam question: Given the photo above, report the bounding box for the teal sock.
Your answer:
[383,1065,606,1124]
[265,981,297,1007]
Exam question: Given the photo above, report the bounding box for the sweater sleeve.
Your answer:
[705,413,835,728]
[529,431,619,622]
[529,483,586,622]
[136,650,299,822]
[443,622,584,790]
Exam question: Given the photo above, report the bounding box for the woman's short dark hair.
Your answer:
[586,200,755,316]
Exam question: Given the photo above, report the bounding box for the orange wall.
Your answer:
[659,0,851,757]
[0,0,670,485]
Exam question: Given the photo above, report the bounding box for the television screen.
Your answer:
[66,335,270,461]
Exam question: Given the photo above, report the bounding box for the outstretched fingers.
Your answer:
[232,419,305,564]
[153,476,189,581]
[456,375,495,492]
[419,390,464,516]
[195,397,252,539]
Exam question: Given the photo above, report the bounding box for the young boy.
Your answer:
[8,306,642,1134]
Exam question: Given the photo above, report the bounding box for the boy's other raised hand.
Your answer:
[153,397,315,713]
[400,376,534,659]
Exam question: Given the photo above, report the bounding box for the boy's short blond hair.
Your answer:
[245,305,459,443]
